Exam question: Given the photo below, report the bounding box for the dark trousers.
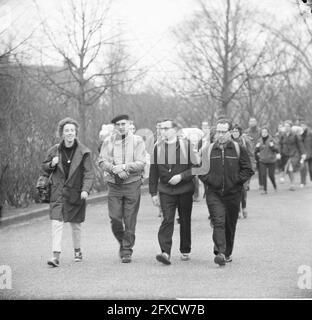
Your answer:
[300,158,312,185]
[206,190,240,257]
[158,192,193,255]
[256,159,263,187]
[259,162,276,191]
[241,181,248,209]
[107,180,141,257]
[241,185,247,209]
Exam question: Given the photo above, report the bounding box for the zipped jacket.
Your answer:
[199,141,254,197]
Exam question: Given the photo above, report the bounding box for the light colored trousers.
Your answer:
[51,220,81,252]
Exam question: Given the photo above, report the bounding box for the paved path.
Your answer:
[1,175,312,299]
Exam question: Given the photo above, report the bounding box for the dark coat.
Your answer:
[279,132,305,169]
[199,141,254,197]
[254,135,279,164]
[301,129,312,159]
[42,140,94,223]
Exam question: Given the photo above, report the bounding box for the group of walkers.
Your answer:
[41,114,312,268]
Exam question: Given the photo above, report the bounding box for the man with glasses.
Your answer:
[149,119,198,265]
[99,114,146,263]
[199,119,254,266]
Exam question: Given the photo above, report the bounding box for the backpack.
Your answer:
[36,144,59,203]
[35,173,53,203]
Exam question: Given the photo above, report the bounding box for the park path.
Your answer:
[1,175,312,299]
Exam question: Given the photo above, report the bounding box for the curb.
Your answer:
[0,185,149,228]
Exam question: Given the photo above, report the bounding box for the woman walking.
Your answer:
[42,117,94,267]
[255,127,279,194]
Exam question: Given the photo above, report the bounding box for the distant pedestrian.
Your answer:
[42,117,94,268]
[98,124,114,153]
[245,117,262,189]
[299,121,312,187]
[255,127,279,194]
[99,114,146,263]
[275,123,287,182]
[199,119,254,266]
[231,124,253,218]
[279,120,306,191]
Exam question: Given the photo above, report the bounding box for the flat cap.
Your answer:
[111,114,129,124]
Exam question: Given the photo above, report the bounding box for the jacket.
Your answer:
[98,132,146,184]
[149,138,197,196]
[199,141,254,197]
[301,129,312,159]
[42,140,94,223]
[279,132,305,160]
[255,135,279,164]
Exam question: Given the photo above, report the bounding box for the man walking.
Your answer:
[200,119,254,266]
[99,114,146,263]
[149,119,198,265]
[279,120,306,191]
[299,120,312,186]
[245,117,261,188]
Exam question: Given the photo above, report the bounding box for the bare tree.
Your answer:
[258,0,312,124]
[26,0,142,144]
[172,0,290,120]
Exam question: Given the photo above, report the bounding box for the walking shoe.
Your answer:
[225,256,232,263]
[300,184,305,188]
[74,251,83,262]
[261,190,267,195]
[47,257,59,267]
[121,255,132,263]
[214,253,226,266]
[289,185,296,191]
[156,252,171,265]
[242,209,248,219]
[180,253,191,261]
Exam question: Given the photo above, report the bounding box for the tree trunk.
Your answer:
[219,0,231,119]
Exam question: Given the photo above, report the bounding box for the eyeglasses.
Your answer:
[160,127,173,131]
[115,122,127,127]
[216,130,228,134]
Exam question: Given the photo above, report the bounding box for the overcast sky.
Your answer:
[0,0,305,87]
